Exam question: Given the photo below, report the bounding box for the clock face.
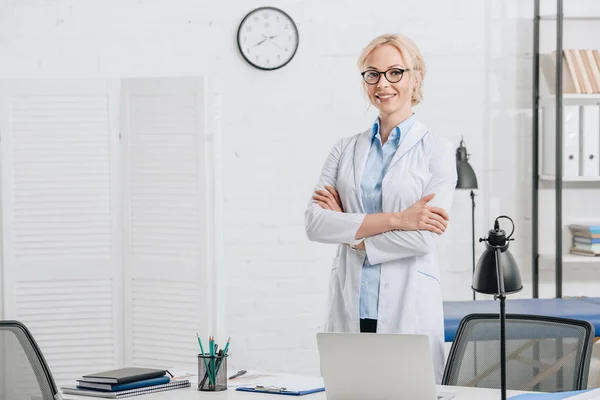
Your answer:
[237,7,299,70]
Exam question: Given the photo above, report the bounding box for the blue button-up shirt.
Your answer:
[359,114,417,320]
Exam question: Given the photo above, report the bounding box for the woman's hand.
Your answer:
[395,193,449,234]
[313,185,343,212]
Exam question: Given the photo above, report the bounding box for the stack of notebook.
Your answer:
[61,367,190,398]
[569,224,600,256]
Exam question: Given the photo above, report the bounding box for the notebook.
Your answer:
[80,367,166,384]
[76,375,170,392]
[62,379,190,399]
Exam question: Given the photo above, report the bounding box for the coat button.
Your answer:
[361,282,365,288]
[384,283,389,289]
[382,319,387,324]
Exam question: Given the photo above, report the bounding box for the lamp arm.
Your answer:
[495,247,507,400]
[496,247,505,296]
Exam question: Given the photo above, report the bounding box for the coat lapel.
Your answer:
[352,128,373,211]
[386,120,429,174]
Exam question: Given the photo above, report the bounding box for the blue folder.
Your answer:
[508,389,591,399]
[236,386,325,396]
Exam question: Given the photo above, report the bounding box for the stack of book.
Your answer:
[61,367,190,398]
[569,224,600,256]
[542,49,600,94]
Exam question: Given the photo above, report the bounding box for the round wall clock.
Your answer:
[237,7,299,70]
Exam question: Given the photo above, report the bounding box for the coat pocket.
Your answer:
[415,271,443,334]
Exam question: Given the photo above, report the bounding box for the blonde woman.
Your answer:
[305,33,456,381]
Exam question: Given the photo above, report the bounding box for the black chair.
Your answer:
[443,314,595,392]
[0,320,61,400]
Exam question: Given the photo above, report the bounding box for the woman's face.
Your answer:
[362,44,415,117]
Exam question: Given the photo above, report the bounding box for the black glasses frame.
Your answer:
[361,68,411,85]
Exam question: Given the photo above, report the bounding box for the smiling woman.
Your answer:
[305,33,457,384]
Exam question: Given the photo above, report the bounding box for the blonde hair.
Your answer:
[357,33,426,106]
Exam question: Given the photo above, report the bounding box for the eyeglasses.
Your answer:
[361,68,410,85]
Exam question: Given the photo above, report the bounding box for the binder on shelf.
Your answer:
[563,105,580,177]
[579,105,600,177]
[541,105,581,177]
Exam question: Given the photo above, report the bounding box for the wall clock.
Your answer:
[237,7,299,70]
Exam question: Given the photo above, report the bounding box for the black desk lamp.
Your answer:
[472,216,523,400]
[456,138,478,300]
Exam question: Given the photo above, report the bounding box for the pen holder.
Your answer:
[198,353,228,391]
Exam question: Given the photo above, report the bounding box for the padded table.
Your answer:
[443,298,600,342]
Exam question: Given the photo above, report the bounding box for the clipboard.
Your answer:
[508,389,594,399]
[236,385,325,396]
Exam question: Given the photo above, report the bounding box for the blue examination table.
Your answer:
[443,298,600,342]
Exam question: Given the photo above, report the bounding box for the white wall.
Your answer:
[2,0,600,376]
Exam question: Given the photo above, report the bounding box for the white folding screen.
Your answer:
[0,77,213,382]
[0,80,122,384]
[120,78,210,370]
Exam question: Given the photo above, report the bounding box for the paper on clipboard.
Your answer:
[232,372,324,392]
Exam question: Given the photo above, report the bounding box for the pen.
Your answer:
[229,370,247,380]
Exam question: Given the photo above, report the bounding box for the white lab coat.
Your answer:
[305,120,457,383]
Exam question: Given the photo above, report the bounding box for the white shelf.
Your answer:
[540,253,600,263]
[539,174,600,182]
[540,15,600,21]
[540,94,600,105]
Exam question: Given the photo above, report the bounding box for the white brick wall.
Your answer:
[2,0,600,376]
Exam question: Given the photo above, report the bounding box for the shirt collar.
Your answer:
[371,113,417,143]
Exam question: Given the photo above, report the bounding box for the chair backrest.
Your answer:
[0,320,60,400]
[442,314,595,392]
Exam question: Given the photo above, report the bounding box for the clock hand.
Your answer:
[266,37,285,51]
[254,37,268,47]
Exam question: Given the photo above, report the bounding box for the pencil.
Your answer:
[210,336,215,387]
[196,333,213,386]
[222,337,231,355]
[215,337,231,376]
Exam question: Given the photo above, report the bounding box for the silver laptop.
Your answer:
[317,333,454,400]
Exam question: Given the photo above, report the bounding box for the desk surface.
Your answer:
[444,298,600,342]
[62,384,530,400]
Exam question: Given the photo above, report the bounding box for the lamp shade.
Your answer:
[456,140,478,189]
[472,223,523,295]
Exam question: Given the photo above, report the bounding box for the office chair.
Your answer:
[0,320,62,400]
[443,314,595,392]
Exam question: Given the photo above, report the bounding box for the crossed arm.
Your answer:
[305,138,457,264]
[313,187,448,250]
